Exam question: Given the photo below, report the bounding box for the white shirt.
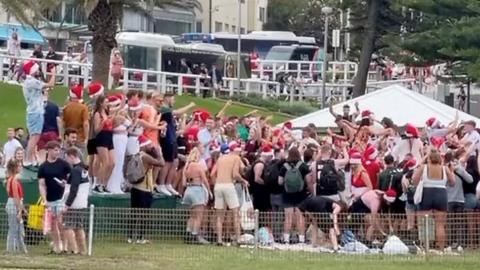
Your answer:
[391,137,423,163]
[3,138,22,162]
[465,130,480,153]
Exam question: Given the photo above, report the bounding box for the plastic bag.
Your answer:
[240,188,255,231]
[382,235,409,255]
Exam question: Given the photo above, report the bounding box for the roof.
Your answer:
[0,24,45,44]
[116,32,175,48]
[287,84,480,128]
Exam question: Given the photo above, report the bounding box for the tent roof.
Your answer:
[288,84,479,128]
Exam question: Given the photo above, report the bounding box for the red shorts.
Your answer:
[37,131,60,150]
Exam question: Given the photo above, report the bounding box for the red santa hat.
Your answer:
[363,145,378,161]
[210,142,220,153]
[138,135,151,148]
[430,136,445,150]
[193,109,211,123]
[107,95,121,110]
[349,150,362,165]
[383,189,397,203]
[23,60,40,76]
[88,82,104,99]
[229,141,242,152]
[69,84,83,100]
[361,110,372,119]
[403,158,418,171]
[283,121,293,131]
[426,117,440,128]
[261,143,274,157]
[405,123,419,138]
[185,126,200,141]
[128,97,142,111]
[272,128,282,137]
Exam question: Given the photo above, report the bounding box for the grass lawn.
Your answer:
[0,82,290,141]
[0,243,478,270]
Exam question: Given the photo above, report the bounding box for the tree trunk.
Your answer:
[352,0,380,98]
[88,0,120,87]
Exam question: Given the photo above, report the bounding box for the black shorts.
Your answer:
[252,184,271,212]
[87,139,97,155]
[63,208,87,229]
[95,130,114,150]
[160,139,178,162]
[419,187,447,212]
[350,198,370,214]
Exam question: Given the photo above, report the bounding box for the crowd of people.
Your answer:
[2,57,480,254]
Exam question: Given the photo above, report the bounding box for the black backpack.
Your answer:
[316,160,345,196]
[264,159,282,188]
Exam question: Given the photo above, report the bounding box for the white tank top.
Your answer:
[422,165,447,189]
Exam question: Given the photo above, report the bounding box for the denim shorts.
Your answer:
[26,112,44,135]
[464,193,480,210]
[47,199,64,217]
[182,185,207,207]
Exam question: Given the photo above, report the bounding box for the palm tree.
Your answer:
[0,0,201,86]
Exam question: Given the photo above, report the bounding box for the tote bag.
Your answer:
[240,188,255,231]
[413,179,424,205]
[27,198,45,230]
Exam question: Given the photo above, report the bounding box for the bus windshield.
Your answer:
[265,47,294,61]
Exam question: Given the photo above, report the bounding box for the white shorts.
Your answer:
[214,183,240,210]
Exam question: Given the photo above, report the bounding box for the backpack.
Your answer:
[264,159,281,188]
[123,153,145,185]
[316,160,345,196]
[283,161,305,193]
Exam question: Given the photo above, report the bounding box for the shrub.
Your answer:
[226,93,317,116]
[278,101,317,116]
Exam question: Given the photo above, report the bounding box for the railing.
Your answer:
[0,54,421,104]
[1,204,479,261]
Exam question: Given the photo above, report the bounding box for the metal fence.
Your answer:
[1,203,479,261]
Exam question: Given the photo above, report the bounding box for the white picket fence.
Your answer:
[0,54,418,103]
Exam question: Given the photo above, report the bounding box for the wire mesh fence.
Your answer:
[1,203,480,261]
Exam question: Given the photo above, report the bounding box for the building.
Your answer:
[197,0,268,34]
[0,1,196,50]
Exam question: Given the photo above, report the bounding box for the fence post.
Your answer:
[424,214,430,260]
[142,72,148,92]
[123,69,129,92]
[195,77,201,96]
[88,204,95,256]
[245,81,250,96]
[178,75,183,95]
[63,63,69,86]
[261,83,267,99]
[0,56,4,81]
[229,80,234,97]
[275,83,280,98]
[82,66,89,86]
[254,209,260,249]
[156,73,161,92]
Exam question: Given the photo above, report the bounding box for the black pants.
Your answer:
[128,188,153,240]
[447,202,465,246]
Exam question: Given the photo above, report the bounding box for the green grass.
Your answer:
[0,82,290,142]
[0,243,478,270]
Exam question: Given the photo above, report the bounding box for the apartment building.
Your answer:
[197,0,268,34]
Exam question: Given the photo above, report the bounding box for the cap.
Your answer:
[70,84,83,100]
[363,145,378,161]
[405,123,419,138]
[88,82,104,99]
[229,141,242,152]
[383,189,397,203]
[426,117,440,128]
[403,158,417,171]
[23,60,39,76]
[128,97,142,111]
[349,150,362,165]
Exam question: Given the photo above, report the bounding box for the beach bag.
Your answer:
[413,179,424,205]
[124,153,145,185]
[27,198,44,230]
[43,208,53,235]
[240,188,255,231]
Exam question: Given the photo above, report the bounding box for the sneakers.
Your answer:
[127,238,134,244]
[166,184,180,197]
[136,239,150,244]
[93,185,108,193]
[196,236,210,245]
[154,185,172,196]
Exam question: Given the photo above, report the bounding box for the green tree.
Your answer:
[0,0,201,86]
[399,0,480,81]
[343,0,402,97]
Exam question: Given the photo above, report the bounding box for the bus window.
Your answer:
[121,45,158,70]
[265,47,294,61]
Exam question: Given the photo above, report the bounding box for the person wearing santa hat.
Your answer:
[400,158,418,232]
[362,145,382,189]
[91,95,115,193]
[127,135,165,244]
[248,143,275,212]
[211,141,248,245]
[196,110,215,162]
[22,60,57,168]
[391,123,423,163]
[63,84,89,155]
[425,112,459,140]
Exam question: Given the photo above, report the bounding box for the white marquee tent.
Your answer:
[287,84,479,128]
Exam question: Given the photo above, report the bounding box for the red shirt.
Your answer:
[362,159,381,189]
[7,176,24,199]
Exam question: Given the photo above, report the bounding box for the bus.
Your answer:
[180,31,316,59]
[116,32,251,79]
